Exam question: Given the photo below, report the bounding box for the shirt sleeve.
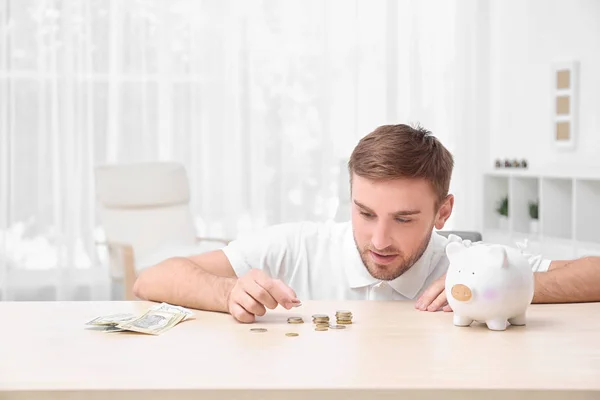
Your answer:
[221,222,303,279]
[514,239,552,272]
[525,253,552,272]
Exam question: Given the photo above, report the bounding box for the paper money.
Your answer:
[85,313,137,326]
[85,325,126,333]
[149,302,195,320]
[85,303,193,335]
[116,309,185,335]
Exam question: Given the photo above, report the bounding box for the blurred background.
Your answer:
[1,0,599,301]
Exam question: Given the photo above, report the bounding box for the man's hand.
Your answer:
[415,273,452,312]
[227,269,300,323]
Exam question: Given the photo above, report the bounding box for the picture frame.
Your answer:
[551,61,578,150]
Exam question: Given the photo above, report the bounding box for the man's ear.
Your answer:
[435,194,454,230]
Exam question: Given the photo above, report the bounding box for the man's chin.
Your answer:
[365,261,409,281]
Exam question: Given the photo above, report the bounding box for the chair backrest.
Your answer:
[436,230,482,242]
[334,159,351,222]
[95,162,198,275]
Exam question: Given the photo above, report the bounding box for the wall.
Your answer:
[488,0,600,172]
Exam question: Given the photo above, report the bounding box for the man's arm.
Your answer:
[133,250,299,322]
[133,250,236,313]
[533,256,600,303]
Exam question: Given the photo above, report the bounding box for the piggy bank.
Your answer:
[444,241,534,331]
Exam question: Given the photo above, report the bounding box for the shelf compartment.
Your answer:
[574,179,600,244]
[540,178,573,240]
[483,176,509,230]
[510,177,540,235]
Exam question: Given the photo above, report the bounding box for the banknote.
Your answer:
[85,325,126,333]
[116,309,186,335]
[85,313,137,326]
[149,302,195,320]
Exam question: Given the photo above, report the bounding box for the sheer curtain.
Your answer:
[0,0,482,301]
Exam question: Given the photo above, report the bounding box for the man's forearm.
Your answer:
[533,257,600,303]
[133,257,235,312]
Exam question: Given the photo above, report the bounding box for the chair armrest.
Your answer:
[196,236,231,246]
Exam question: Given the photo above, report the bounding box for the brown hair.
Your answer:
[348,124,454,209]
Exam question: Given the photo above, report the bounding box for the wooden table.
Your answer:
[1,300,599,400]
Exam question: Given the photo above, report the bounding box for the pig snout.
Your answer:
[451,284,472,302]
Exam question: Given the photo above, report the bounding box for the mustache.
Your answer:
[364,245,400,256]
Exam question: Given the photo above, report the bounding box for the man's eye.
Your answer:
[360,212,374,218]
[396,218,411,223]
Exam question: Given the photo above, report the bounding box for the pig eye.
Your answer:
[472,272,475,275]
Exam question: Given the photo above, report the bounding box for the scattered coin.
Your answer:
[285,332,299,337]
[328,324,346,329]
[250,328,268,333]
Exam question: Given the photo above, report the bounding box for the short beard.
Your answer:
[354,229,432,281]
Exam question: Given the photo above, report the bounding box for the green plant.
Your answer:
[496,195,508,217]
[529,200,539,220]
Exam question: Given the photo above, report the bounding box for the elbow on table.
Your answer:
[132,256,185,300]
[132,270,147,300]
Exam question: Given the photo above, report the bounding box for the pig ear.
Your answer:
[445,241,464,262]
[489,246,509,268]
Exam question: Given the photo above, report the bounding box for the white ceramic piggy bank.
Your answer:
[444,241,534,331]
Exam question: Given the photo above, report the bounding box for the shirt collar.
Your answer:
[344,224,446,299]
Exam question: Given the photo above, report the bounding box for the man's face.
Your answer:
[350,174,453,281]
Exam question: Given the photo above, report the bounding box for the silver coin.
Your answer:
[328,324,346,329]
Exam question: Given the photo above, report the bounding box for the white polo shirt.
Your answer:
[222,220,552,301]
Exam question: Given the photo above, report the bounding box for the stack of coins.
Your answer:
[287,317,304,324]
[335,310,353,325]
[312,314,329,331]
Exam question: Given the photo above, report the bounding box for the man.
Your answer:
[133,124,600,323]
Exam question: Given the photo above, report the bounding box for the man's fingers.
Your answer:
[427,291,448,312]
[255,277,298,309]
[273,278,298,302]
[243,281,278,310]
[415,277,445,311]
[237,292,267,317]
[442,304,453,312]
[229,302,255,323]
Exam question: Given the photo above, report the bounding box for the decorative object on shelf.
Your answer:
[445,241,534,331]
[552,61,578,150]
[494,159,528,169]
[528,199,539,234]
[496,195,508,230]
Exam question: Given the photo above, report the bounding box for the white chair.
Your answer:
[94,162,230,300]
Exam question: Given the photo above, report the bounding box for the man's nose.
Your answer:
[371,221,393,250]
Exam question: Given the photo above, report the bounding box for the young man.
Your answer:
[134,124,600,323]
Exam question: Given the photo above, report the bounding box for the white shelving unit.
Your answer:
[483,169,600,260]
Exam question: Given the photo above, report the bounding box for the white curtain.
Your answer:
[0,0,482,301]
